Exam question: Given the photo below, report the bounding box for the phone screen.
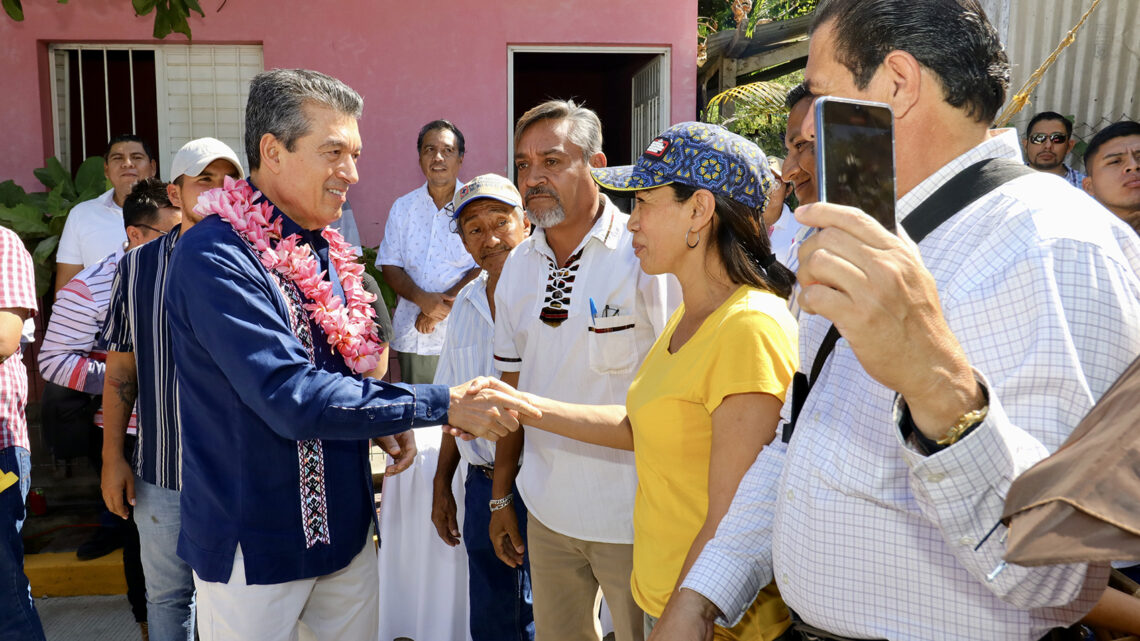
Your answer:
[815,97,897,232]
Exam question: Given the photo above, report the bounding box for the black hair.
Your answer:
[670,183,796,300]
[417,120,466,158]
[810,0,1009,124]
[785,82,813,110]
[104,134,155,161]
[1026,111,1073,138]
[122,177,172,229]
[1084,121,1140,167]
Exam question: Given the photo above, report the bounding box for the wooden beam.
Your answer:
[733,39,810,78]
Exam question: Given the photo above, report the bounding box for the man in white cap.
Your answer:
[100,137,243,641]
[429,174,535,641]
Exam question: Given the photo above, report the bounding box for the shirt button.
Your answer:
[958,536,975,547]
[927,473,945,483]
[786,489,794,501]
[781,573,790,584]
[811,412,820,422]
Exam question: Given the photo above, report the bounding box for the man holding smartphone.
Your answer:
[652,1,1140,640]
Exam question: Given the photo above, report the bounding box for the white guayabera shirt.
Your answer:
[376,180,476,356]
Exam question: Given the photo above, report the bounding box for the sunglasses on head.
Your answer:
[1029,132,1069,144]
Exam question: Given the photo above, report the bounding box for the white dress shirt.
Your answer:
[493,196,679,543]
[57,189,126,267]
[767,203,806,268]
[376,181,477,355]
[682,129,1140,640]
[433,271,497,466]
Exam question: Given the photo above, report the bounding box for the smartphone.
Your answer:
[814,96,897,232]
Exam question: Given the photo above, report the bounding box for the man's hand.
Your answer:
[431,478,461,546]
[373,430,418,477]
[647,589,720,641]
[447,377,541,441]
[417,292,455,322]
[489,502,526,567]
[794,203,984,440]
[414,312,440,335]
[101,453,136,520]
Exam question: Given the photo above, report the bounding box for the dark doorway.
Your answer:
[512,51,662,170]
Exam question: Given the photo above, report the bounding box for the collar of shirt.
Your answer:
[458,270,492,327]
[415,179,465,217]
[96,188,123,215]
[526,194,623,263]
[897,128,1023,223]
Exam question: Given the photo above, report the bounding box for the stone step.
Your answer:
[25,550,127,597]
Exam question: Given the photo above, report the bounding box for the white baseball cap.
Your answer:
[168,137,245,182]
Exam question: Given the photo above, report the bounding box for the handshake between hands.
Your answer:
[445,377,541,441]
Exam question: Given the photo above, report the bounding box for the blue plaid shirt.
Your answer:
[165,194,450,584]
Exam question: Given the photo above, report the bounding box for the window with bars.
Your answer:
[49,44,263,177]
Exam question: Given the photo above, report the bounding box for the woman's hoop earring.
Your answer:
[685,228,700,249]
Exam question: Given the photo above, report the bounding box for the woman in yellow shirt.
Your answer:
[486,122,799,640]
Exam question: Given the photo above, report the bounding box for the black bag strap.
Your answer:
[782,158,1035,443]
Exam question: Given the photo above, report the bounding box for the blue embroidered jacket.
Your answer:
[166,196,450,584]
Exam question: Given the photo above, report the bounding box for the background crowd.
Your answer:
[2,1,1140,640]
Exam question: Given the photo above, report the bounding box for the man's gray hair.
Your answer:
[513,99,603,160]
[245,69,363,171]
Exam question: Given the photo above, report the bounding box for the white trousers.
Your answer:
[194,533,379,641]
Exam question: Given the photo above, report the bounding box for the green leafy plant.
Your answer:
[0,157,109,296]
[4,0,206,40]
[359,246,398,312]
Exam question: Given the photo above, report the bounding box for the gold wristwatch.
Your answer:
[935,404,989,446]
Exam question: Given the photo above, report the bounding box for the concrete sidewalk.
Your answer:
[37,594,139,641]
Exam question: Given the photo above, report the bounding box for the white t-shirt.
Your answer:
[57,189,126,267]
[493,196,679,543]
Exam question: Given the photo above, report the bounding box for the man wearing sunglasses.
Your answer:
[1024,111,1086,188]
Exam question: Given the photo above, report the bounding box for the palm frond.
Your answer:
[707,81,789,119]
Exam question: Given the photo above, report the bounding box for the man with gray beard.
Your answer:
[488,100,679,641]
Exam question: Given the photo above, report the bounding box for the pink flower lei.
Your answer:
[195,177,385,374]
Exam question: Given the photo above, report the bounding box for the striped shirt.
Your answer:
[0,226,38,451]
[38,249,137,434]
[102,226,183,489]
[433,271,496,466]
[683,129,1140,639]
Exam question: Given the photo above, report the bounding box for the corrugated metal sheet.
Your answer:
[1001,0,1139,168]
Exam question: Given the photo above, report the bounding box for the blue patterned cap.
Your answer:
[591,122,774,209]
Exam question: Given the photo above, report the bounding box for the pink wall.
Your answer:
[0,0,697,245]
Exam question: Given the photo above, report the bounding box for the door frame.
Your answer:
[505,45,671,173]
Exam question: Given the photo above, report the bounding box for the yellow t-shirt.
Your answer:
[626,285,798,639]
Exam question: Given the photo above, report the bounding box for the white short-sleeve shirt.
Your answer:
[433,271,497,466]
[493,195,679,543]
[376,181,477,356]
[57,189,126,267]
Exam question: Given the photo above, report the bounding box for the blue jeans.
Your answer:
[464,466,535,641]
[134,478,195,641]
[0,446,45,641]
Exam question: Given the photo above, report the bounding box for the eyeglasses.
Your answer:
[134,224,169,236]
[1029,133,1069,144]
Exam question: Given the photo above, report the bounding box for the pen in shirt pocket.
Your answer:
[589,298,598,326]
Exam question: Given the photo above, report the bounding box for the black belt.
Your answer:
[788,611,885,641]
[788,610,1085,641]
[468,463,494,480]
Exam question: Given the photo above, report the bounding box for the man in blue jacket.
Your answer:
[165,68,534,641]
